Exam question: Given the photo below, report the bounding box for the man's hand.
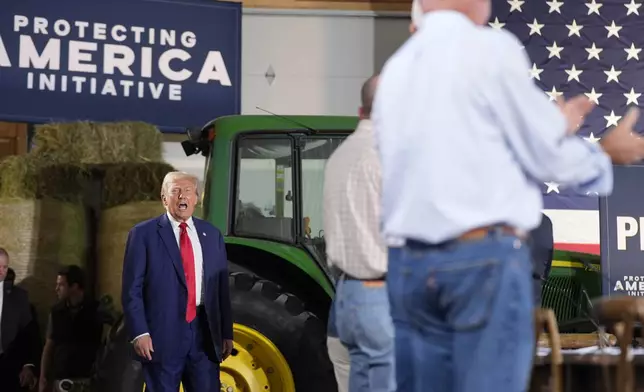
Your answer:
[557,95,596,135]
[222,339,234,361]
[19,366,37,390]
[600,107,644,164]
[133,334,154,360]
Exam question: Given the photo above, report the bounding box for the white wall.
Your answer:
[164,9,410,181]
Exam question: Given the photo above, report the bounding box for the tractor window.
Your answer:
[300,137,346,254]
[234,137,295,243]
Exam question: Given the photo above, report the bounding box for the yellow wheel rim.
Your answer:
[144,323,295,392]
[221,323,296,392]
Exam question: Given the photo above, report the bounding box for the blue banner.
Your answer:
[599,164,644,297]
[0,0,241,133]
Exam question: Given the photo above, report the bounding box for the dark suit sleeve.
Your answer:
[14,291,36,368]
[217,230,233,340]
[24,304,43,369]
[121,226,150,340]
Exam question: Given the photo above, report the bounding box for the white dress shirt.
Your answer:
[373,11,613,244]
[166,212,204,306]
[323,119,388,279]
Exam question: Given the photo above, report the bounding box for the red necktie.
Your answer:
[179,222,197,323]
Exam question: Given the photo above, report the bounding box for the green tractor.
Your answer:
[187,115,356,392]
[95,114,603,392]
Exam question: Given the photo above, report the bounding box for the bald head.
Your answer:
[420,0,491,26]
[360,75,379,119]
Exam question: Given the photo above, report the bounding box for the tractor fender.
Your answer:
[224,239,333,321]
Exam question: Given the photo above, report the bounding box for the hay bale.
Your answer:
[32,121,163,165]
[101,162,176,208]
[0,155,89,202]
[97,202,166,311]
[0,199,87,332]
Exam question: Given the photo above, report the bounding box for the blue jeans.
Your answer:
[335,277,396,392]
[387,232,534,392]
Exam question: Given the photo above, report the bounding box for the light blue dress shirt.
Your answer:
[373,11,613,244]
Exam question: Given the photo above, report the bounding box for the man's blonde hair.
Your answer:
[160,171,199,197]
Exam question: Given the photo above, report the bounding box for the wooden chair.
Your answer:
[591,296,644,392]
[533,308,563,392]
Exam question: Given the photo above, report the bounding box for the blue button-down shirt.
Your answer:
[373,11,613,244]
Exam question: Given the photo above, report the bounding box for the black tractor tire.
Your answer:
[230,271,338,392]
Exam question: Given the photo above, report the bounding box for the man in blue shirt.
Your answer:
[374,0,644,391]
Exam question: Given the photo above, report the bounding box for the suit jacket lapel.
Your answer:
[157,214,187,288]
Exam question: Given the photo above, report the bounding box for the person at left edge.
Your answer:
[121,171,234,392]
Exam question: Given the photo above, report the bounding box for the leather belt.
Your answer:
[458,224,524,241]
[343,273,386,282]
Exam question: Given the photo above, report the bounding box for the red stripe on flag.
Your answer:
[554,243,600,256]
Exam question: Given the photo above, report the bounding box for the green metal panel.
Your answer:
[224,237,334,297]
[543,250,601,326]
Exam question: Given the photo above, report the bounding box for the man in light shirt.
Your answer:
[373,0,644,391]
[323,74,395,392]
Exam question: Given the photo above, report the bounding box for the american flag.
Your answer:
[490,0,644,255]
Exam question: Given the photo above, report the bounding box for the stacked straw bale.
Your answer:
[32,121,163,164]
[0,121,166,327]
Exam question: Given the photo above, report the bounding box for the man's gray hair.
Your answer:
[160,171,199,196]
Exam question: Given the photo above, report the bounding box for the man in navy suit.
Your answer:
[529,213,554,306]
[121,171,233,392]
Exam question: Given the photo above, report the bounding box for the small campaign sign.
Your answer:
[599,164,644,297]
[0,0,241,132]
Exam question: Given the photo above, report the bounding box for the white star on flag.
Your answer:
[546,0,564,13]
[529,64,544,80]
[584,133,601,143]
[566,20,583,37]
[546,42,563,59]
[604,66,621,83]
[546,87,563,101]
[565,65,583,82]
[605,21,622,38]
[586,0,602,15]
[604,111,621,128]
[508,0,525,12]
[625,43,642,61]
[585,43,602,60]
[527,19,544,36]
[544,182,560,194]
[585,88,602,105]
[625,0,642,15]
[488,17,505,30]
[624,88,641,105]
